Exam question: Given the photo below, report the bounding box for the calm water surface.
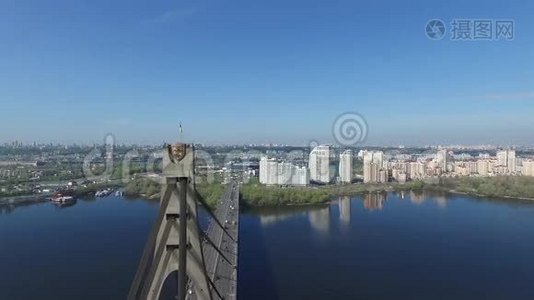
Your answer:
[1,192,534,299]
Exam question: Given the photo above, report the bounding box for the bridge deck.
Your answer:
[189,182,239,299]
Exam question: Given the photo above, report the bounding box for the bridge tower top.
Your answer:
[163,143,195,178]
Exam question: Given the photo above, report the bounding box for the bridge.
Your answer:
[128,143,240,300]
[189,182,239,299]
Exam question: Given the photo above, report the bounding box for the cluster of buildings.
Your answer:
[362,149,530,183]
[259,145,534,187]
[259,145,353,186]
[259,157,310,186]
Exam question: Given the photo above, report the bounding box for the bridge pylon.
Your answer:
[128,143,213,300]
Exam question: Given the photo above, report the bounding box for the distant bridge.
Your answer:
[128,143,239,300]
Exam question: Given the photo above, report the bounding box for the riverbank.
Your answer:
[429,187,534,202]
[0,181,125,208]
[239,181,424,206]
[0,194,50,207]
[241,176,534,206]
[91,176,534,207]
[422,176,534,202]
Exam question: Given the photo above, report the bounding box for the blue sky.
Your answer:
[1,0,533,145]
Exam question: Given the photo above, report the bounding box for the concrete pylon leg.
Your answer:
[128,144,213,300]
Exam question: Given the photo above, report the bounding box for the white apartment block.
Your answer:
[522,160,534,176]
[477,160,490,176]
[309,145,334,183]
[408,161,426,180]
[436,149,449,171]
[259,157,310,186]
[339,150,353,183]
[497,150,516,173]
[363,150,387,183]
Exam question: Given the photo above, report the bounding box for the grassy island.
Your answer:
[123,176,534,208]
[426,176,534,200]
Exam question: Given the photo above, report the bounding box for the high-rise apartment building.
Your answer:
[497,150,516,173]
[508,150,516,173]
[408,161,426,180]
[522,160,534,176]
[497,150,508,166]
[477,160,490,176]
[339,150,353,183]
[309,145,334,183]
[363,150,386,183]
[436,149,449,171]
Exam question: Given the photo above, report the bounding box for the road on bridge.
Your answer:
[189,182,239,300]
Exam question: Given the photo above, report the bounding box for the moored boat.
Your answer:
[50,193,76,203]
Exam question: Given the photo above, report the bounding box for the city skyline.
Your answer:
[3,1,534,299]
[2,0,534,145]
[2,138,534,148]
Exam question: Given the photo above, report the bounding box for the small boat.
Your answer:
[50,193,76,203]
[95,188,113,197]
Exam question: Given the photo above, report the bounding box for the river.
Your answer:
[1,191,534,299]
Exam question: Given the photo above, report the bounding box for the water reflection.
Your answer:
[248,190,459,233]
[434,195,448,208]
[243,206,320,227]
[402,191,450,207]
[239,192,534,300]
[246,190,534,239]
[0,205,14,214]
[248,205,334,234]
[363,192,387,211]
[52,199,78,209]
[409,191,425,204]
[0,200,47,214]
[308,206,330,233]
[260,212,301,226]
[339,196,351,225]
